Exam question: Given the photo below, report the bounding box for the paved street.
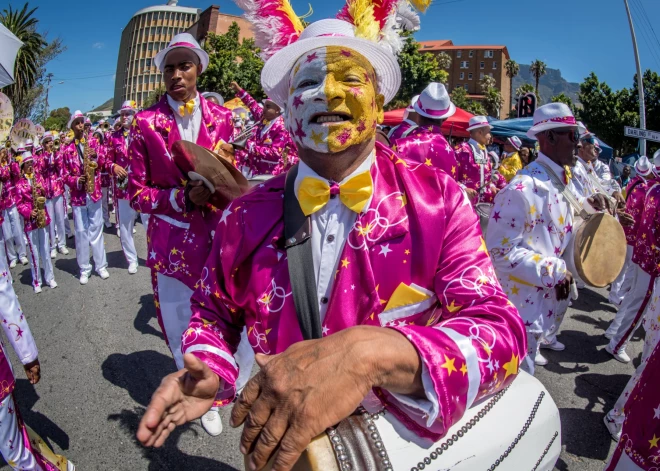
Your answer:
[0,214,644,470]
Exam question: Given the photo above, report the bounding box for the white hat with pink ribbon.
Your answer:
[68,110,85,129]
[507,136,522,150]
[467,115,491,132]
[120,100,138,114]
[527,103,586,139]
[413,83,456,120]
[154,33,209,74]
[635,155,653,177]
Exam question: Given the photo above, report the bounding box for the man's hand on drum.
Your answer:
[555,271,573,301]
[616,209,635,227]
[587,193,614,215]
[612,191,626,210]
[137,354,220,447]
[186,180,212,206]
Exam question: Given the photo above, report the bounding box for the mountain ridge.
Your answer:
[512,64,581,105]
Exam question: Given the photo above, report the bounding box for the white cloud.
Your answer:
[92,42,105,49]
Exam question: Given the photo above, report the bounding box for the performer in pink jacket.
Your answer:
[230,81,298,177]
[39,132,70,259]
[138,16,526,469]
[0,148,28,268]
[61,110,114,285]
[387,95,419,142]
[127,33,235,436]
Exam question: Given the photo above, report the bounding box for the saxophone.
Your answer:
[83,137,97,194]
[30,175,47,229]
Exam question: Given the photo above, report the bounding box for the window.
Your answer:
[460,61,469,69]
[140,59,145,68]
[146,58,152,67]
[480,61,485,69]
[469,50,474,58]
[147,43,154,51]
[464,84,469,91]
[489,73,494,78]
[468,73,473,80]
[485,50,494,58]
[459,72,464,80]
[456,83,461,89]
[150,75,157,83]
[493,61,497,69]
[480,72,484,80]
[456,50,462,58]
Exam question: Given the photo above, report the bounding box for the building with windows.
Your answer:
[419,40,511,118]
[113,0,201,111]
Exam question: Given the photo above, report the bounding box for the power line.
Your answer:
[631,0,660,50]
[51,72,116,81]
[628,0,660,71]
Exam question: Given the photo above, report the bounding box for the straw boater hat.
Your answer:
[467,116,491,132]
[68,110,85,129]
[120,100,138,114]
[635,155,653,177]
[25,139,34,148]
[653,149,660,175]
[507,136,522,150]
[201,92,224,106]
[20,151,33,167]
[41,131,53,144]
[526,103,586,139]
[413,83,455,120]
[154,33,209,73]
[84,117,92,126]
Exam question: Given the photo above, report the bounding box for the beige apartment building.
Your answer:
[419,40,512,119]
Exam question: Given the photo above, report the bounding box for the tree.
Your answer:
[435,52,452,70]
[143,85,166,109]
[479,75,496,93]
[198,22,265,103]
[504,59,519,109]
[42,107,70,132]
[529,60,547,102]
[0,3,65,120]
[388,33,447,110]
[87,113,104,124]
[450,86,486,116]
[551,92,576,113]
[483,88,503,118]
[515,83,535,98]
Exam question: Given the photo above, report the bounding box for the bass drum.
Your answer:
[250,370,561,471]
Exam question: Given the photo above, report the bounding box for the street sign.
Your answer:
[624,126,660,143]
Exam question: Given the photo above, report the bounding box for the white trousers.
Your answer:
[0,394,44,471]
[607,264,653,352]
[72,197,107,276]
[609,245,634,306]
[2,206,26,262]
[118,199,140,265]
[101,187,111,225]
[156,273,255,387]
[45,195,67,250]
[25,228,54,288]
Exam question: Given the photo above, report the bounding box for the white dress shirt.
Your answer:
[167,93,201,143]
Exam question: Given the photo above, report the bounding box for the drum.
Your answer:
[171,140,248,209]
[475,202,493,234]
[563,212,626,288]
[249,370,561,471]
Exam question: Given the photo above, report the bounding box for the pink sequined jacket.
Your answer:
[393,125,459,180]
[41,151,66,199]
[106,129,131,201]
[0,161,20,210]
[623,175,654,246]
[60,137,111,206]
[16,173,51,232]
[455,141,507,203]
[632,181,660,278]
[183,144,526,441]
[127,94,233,290]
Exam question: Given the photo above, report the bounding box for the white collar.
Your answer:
[468,138,485,150]
[294,151,375,214]
[536,153,566,176]
[166,92,200,115]
[403,119,416,127]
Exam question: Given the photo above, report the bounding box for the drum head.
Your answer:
[171,140,248,209]
[574,212,626,288]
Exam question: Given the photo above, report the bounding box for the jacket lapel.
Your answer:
[196,96,213,149]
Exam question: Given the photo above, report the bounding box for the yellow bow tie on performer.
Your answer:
[478,144,486,151]
[297,171,373,217]
[178,99,195,117]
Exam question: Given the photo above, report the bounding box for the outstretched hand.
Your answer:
[137,354,220,448]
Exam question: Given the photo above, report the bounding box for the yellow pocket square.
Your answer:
[384,283,431,311]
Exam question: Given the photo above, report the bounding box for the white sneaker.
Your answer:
[80,273,89,285]
[603,413,622,442]
[605,344,631,363]
[67,460,75,471]
[128,263,138,274]
[98,268,110,280]
[48,280,58,289]
[58,246,69,255]
[540,340,565,351]
[19,256,28,265]
[200,410,223,436]
[133,227,137,234]
[34,285,42,294]
[50,248,57,259]
[534,352,548,366]
[9,260,16,269]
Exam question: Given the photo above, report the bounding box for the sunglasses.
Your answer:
[550,129,579,143]
[580,137,596,144]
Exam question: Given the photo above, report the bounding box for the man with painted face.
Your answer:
[227,81,297,177]
[487,103,612,375]
[127,33,234,437]
[138,18,526,470]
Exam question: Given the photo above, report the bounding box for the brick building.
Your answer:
[418,40,512,119]
[186,5,254,44]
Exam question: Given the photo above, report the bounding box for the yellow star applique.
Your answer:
[201,318,216,327]
[310,130,325,146]
[451,166,457,176]
[529,205,537,215]
[171,248,179,255]
[424,158,432,166]
[650,434,660,449]
[447,300,461,313]
[532,254,542,263]
[501,237,510,245]
[341,258,350,268]
[510,285,520,295]
[259,293,272,305]
[397,193,407,207]
[558,215,565,225]
[358,222,373,236]
[460,362,468,376]
[395,158,409,167]
[180,178,188,186]
[502,353,519,381]
[441,354,457,376]
[404,249,411,255]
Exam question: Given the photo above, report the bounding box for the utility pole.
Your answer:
[623,0,646,156]
[44,73,53,118]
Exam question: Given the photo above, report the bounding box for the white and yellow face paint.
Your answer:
[286,46,385,153]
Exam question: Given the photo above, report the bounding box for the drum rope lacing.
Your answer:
[328,408,391,471]
[486,391,546,470]
[531,431,559,471]
[409,386,510,471]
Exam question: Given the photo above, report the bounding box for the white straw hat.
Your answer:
[68,110,85,130]
[120,100,138,114]
[413,83,456,120]
[202,92,225,106]
[154,33,209,73]
[527,103,585,139]
[467,116,491,132]
[507,136,522,150]
[635,155,653,177]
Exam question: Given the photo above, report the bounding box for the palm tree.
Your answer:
[529,60,547,101]
[0,3,47,104]
[504,59,519,110]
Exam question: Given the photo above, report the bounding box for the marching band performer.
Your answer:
[0,147,28,268]
[393,83,459,184]
[387,95,419,141]
[138,13,526,468]
[40,132,70,259]
[53,133,74,241]
[201,91,224,106]
[455,116,507,204]
[127,33,234,436]
[608,156,655,307]
[228,81,298,177]
[487,103,611,375]
[61,111,111,285]
[578,132,625,207]
[16,152,57,293]
[498,136,526,182]
[93,128,113,230]
[106,100,146,274]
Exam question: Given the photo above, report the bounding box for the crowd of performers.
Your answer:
[0,21,658,471]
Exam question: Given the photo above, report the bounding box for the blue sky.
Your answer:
[17,0,660,113]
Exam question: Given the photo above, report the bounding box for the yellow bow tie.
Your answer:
[178,100,195,117]
[563,165,573,184]
[478,144,486,151]
[297,171,373,217]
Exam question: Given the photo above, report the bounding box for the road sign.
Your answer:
[624,126,660,143]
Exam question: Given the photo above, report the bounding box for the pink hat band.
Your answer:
[169,42,197,48]
[534,116,577,127]
[417,99,451,117]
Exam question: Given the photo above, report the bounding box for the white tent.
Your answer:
[0,23,23,88]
